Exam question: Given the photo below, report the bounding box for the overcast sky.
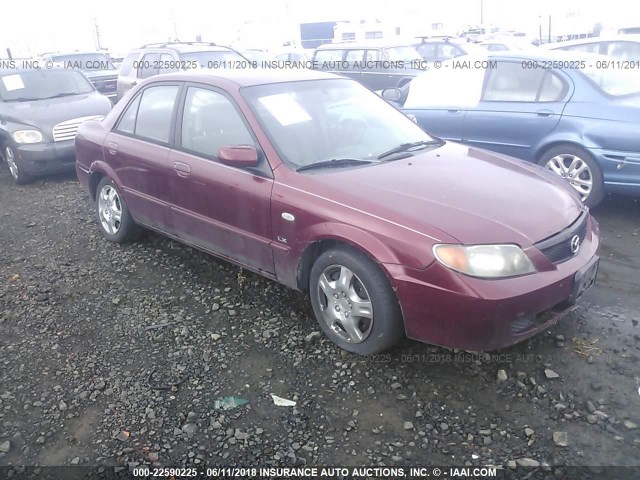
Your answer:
[1,0,634,57]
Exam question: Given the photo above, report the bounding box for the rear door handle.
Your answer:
[107,141,118,155]
[131,81,137,86]
[447,109,461,114]
[174,162,191,178]
[536,110,554,118]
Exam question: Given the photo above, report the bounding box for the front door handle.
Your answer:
[447,109,461,114]
[174,162,191,178]
[536,110,554,118]
[107,141,118,155]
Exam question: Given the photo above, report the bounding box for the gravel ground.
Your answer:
[0,166,639,477]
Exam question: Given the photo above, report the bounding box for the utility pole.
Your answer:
[480,0,484,25]
[94,18,102,50]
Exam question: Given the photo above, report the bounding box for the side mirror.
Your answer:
[381,88,402,102]
[217,145,259,168]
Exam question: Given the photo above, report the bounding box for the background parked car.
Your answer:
[273,48,312,62]
[240,49,276,63]
[384,51,640,207]
[542,35,640,61]
[312,42,424,90]
[75,69,599,355]
[479,36,538,51]
[116,42,247,101]
[413,37,485,62]
[0,67,111,184]
[40,51,119,103]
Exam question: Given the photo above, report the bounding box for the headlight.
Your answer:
[433,244,536,278]
[13,130,43,144]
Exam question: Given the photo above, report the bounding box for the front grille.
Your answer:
[535,212,589,264]
[52,116,104,142]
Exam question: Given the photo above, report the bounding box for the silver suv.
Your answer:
[116,42,247,102]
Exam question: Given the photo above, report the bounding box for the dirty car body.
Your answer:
[75,70,600,354]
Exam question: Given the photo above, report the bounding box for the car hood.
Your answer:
[2,93,112,138]
[299,142,584,245]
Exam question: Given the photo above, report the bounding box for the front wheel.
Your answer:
[3,144,32,185]
[309,246,404,355]
[95,177,141,243]
[538,145,604,208]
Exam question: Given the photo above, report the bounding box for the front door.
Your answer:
[167,85,275,274]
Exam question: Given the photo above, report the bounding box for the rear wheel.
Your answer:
[95,177,141,243]
[309,245,404,355]
[3,144,31,184]
[538,144,604,207]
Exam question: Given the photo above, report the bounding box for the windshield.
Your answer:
[50,53,116,71]
[242,78,436,170]
[180,50,245,67]
[0,69,94,101]
[581,65,640,96]
[384,46,422,61]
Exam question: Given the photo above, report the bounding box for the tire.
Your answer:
[309,245,404,355]
[3,143,32,185]
[538,144,604,208]
[95,176,141,243]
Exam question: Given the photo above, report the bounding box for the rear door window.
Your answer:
[483,62,546,102]
[116,84,180,143]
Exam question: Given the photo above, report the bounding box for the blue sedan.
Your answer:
[384,51,640,207]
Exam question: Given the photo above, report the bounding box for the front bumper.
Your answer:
[16,140,76,175]
[386,216,600,351]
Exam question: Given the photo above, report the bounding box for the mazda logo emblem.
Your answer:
[570,235,581,254]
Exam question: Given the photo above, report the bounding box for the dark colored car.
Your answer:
[414,37,485,62]
[0,68,112,183]
[312,42,424,90]
[384,51,640,207]
[75,70,599,355]
[41,52,119,103]
[542,35,640,61]
[116,42,247,102]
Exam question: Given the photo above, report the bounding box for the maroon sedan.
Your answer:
[75,69,600,355]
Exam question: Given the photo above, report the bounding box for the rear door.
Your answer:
[462,61,572,160]
[167,84,275,274]
[105,82,181,231]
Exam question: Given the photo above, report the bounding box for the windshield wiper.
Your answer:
[6,97,42,102]
[40,92,83,99]
[377,140,442,160]
[296,158,375,172]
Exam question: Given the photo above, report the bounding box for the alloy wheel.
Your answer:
[545,153,593,200]
[316,264,374,343]
[5,147,19,181]
[98,184,123,235]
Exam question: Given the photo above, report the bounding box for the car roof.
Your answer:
[542,34,640,49]
[316,42,415,50]
[129,43,237,54]
[474,49,603,62]
[44,51,108,57]
[148,68,340,87]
